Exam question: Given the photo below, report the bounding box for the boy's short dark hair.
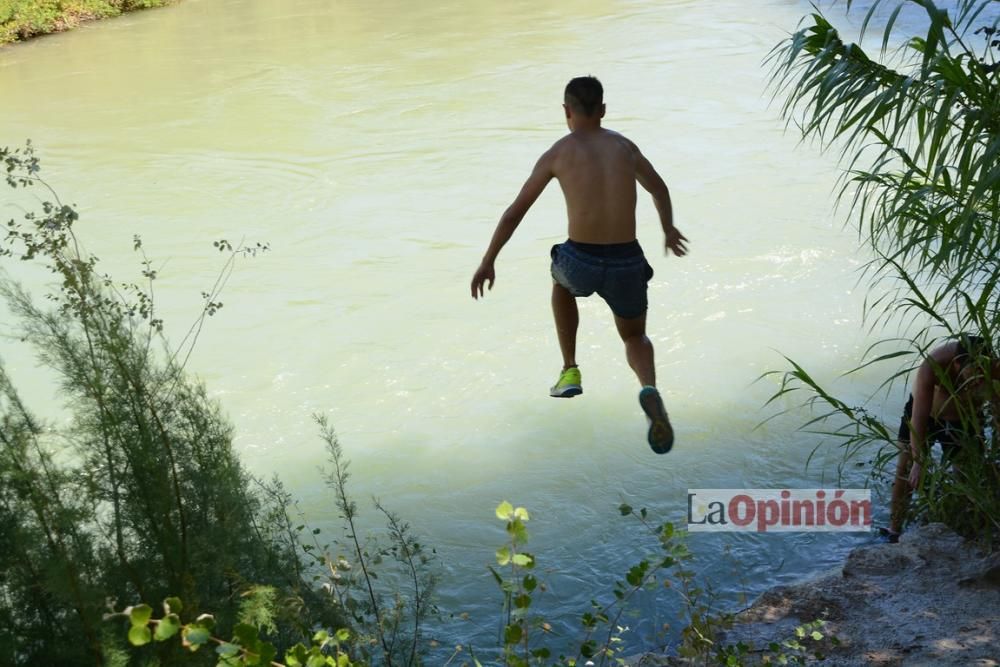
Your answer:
[564,76,604,116]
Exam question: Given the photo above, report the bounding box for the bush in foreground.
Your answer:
[0,142,341,664]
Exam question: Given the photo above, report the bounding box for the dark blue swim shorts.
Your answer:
[550,239,654,320]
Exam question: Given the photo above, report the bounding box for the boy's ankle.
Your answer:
[878,527,901,543]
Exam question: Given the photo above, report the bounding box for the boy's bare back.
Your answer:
[494,124,680,258]
[547,129,640,244]
[471,76,685,301]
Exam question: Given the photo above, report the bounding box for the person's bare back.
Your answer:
[550,129,639,244]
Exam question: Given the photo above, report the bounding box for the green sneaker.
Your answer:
[549,366,582,398]
[639,386,674,454]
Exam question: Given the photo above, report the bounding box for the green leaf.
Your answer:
[129,604,153,627]
[495,546,511,566]
[661,522,674,540]
[504,623,522,644]
[164,597,183,615]
[286,644,310,666]
[154,614,181,641]
[510,520,530,544]
[511,553,534,568]
[216,642,241,657]
[495,501,514,521]
[258,642,277,665]
[128,625,152,646]
[182,624,212,652]
[513,506,530,521]
[233,623,259,647]
[619,503,632,516]
[334,628,350,643]
[811,630,824,641]
[196,613,216,631]
[626,561,649,587]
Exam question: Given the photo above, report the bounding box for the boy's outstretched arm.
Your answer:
[471,150,555,299]
[635,149,688,257]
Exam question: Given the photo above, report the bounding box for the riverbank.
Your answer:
[0,0,172,45]
[633,524,1000,665]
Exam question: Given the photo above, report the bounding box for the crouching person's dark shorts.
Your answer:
[550,239,654,320]
[898,394,984,463]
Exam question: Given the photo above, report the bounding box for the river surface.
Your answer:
[0,0,940,659]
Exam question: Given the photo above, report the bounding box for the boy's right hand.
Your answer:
[471,262,495,299]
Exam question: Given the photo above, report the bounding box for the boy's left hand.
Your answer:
[665,227,689,257]
[471,262,495,299]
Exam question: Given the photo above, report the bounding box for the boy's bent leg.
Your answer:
[614,312,655,387]
[888,441,912,538]
[552,282,579,369]
[615,312,673,453]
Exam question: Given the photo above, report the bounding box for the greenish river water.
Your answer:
[0,0,916,658]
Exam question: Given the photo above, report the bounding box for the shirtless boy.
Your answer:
[887,334,997,541]
[469,76,688,454]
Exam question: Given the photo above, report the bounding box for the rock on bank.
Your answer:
[634,523,1000,665]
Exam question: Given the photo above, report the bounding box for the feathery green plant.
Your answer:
[316,415,439,667]
[0,141,341,664]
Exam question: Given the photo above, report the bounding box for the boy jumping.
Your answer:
[469,76,688,454]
